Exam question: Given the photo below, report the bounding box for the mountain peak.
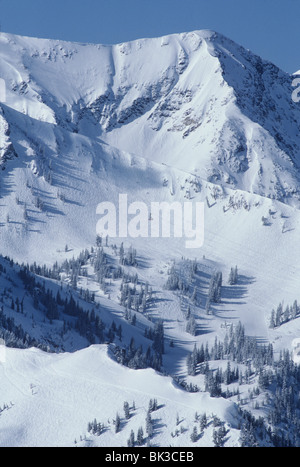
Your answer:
[1,28,300,207]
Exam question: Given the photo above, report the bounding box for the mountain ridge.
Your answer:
[1,29,300,206]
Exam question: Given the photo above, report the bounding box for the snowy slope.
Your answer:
[0,345,242,447]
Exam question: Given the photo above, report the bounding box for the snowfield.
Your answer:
[0,344,241,447]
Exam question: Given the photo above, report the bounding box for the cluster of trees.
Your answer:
[162,259,201,336]
[87,419,105,437]
[165,265,181,291]
[225,194,250,212]
[19,265,107,343]
[119,243,138,267]
[86,397,157,447]
[93,247,111,292]
[127,398,158,446]
[0,402,13,414]
[188,413,227,447]
[123,308,137,326]
[27,248,91,284]
[164,264,189,295]
[165,260,239,321]
[0,305,48,351]
[25,243,121,297]
[165,261,202,323]
[186,313,197,336]
[269,300,299,328]
[212,423,228,447]
[236,408,293,447]
[120,281,151,314]
[126,399,156,445]
[184,321,300,446]
[208,271,222,304]
[126,426,145,446]
[265,349,300,445]
[187,322,274,379]
[2,250,166,374]
[144,319,165,360]
[112,336,163,372]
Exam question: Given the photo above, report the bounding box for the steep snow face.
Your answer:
[1,30,300,205]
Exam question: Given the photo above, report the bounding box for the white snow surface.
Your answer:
[0,344,241,447]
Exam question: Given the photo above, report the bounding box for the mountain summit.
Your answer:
[1,30,300,205]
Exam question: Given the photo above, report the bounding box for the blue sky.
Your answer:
[0,0,299,73]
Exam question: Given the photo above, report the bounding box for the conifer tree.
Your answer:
[115,412,121,433]
[124,401,130,420]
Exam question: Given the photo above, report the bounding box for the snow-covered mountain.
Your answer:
[1,29,300,447]
[1,30,300,205]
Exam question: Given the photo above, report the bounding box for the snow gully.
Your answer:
[96,194,205,249]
